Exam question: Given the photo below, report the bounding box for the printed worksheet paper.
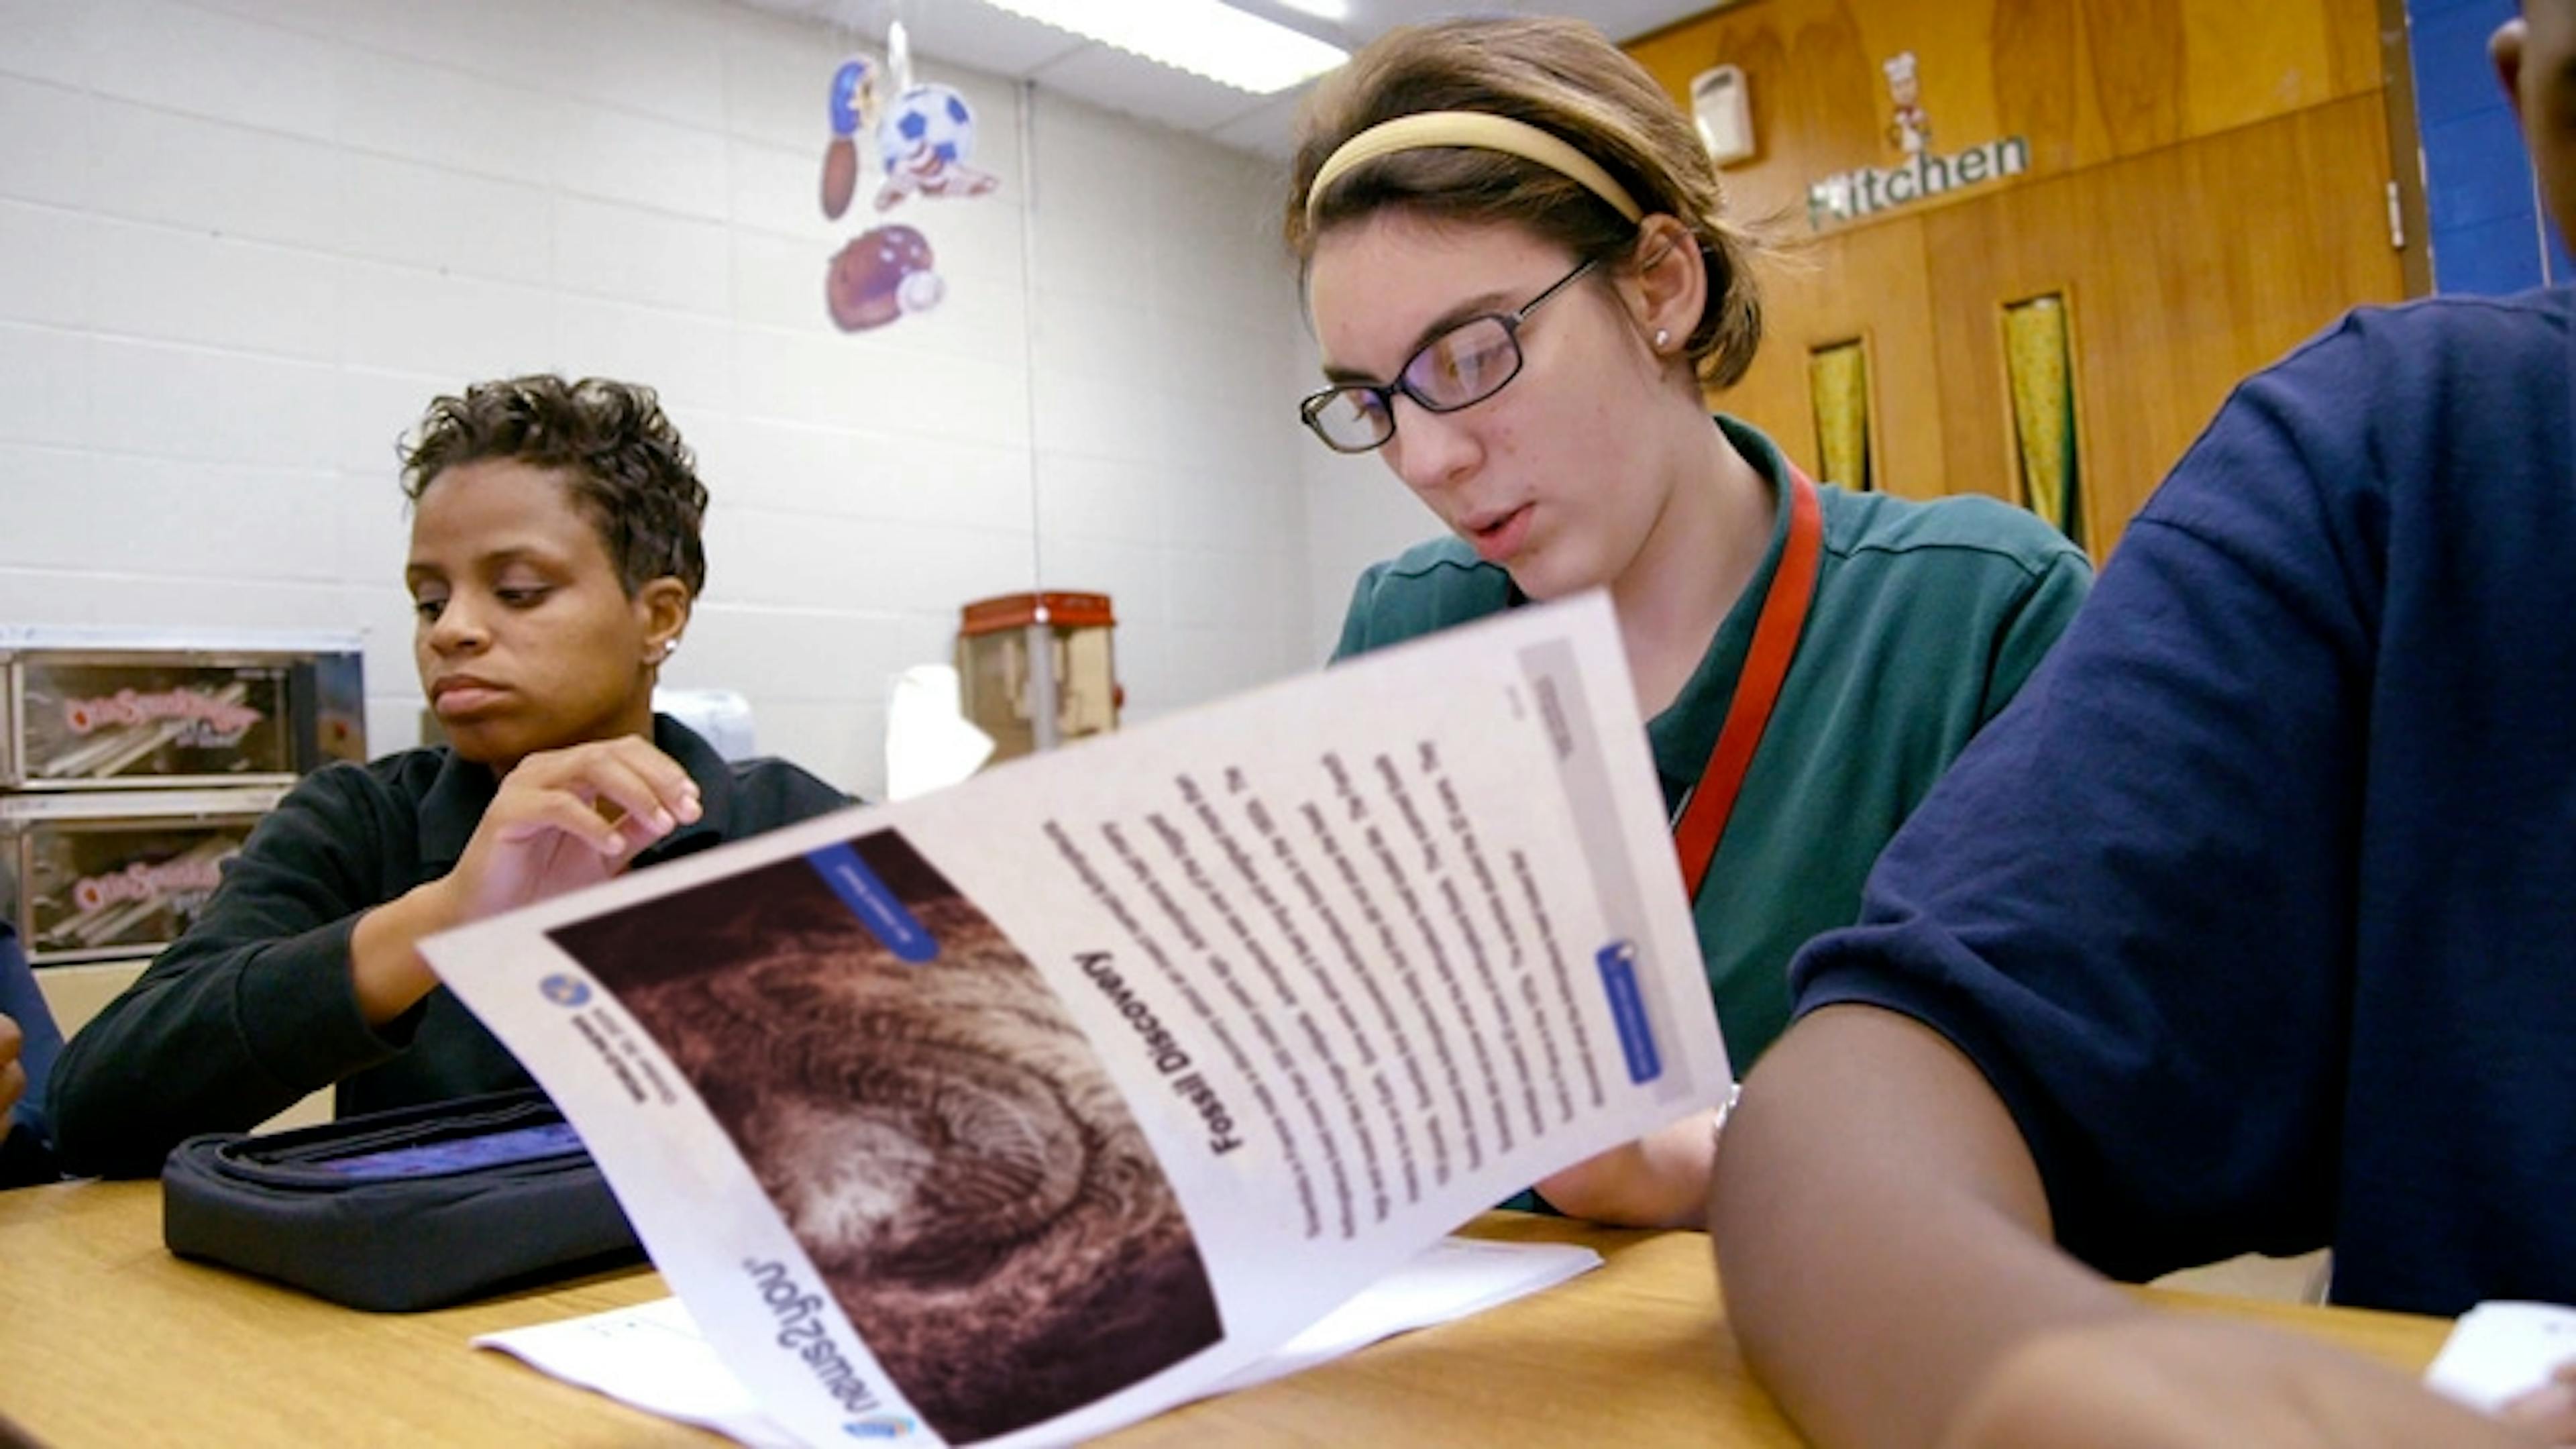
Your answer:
[424,591,1731,1448]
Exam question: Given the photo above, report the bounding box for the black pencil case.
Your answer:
[161,1087,641,1311]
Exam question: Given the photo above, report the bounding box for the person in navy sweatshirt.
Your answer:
[1713,3,2576,1446]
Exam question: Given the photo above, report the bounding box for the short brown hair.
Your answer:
[399,374,708,598]
[1286,17,1765,390]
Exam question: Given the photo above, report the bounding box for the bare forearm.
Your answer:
[1710,1006,2136,1449]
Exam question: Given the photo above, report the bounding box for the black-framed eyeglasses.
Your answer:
[1299,256,1599,454]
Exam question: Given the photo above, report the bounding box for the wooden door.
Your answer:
[1640,0,2407,555]
[1715,93,2404,555]
[1916,91,2405,552]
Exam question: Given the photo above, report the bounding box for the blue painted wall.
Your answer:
[2409,0,2569,291]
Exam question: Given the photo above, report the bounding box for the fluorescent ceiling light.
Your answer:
[1273,0,1350,18]
[984,0,1348,95]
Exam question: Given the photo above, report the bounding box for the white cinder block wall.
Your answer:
[1301,443,1439,658]
[0,0,1379,800]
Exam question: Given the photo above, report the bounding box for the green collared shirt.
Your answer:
[1333,416,2091,1065]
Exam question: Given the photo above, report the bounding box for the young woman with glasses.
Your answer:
[1291,18,2093,1226]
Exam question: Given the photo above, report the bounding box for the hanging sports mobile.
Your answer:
[815,18,995,333]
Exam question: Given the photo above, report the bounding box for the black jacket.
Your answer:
[48,717,849,1178]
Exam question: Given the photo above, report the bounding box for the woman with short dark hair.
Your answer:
[51,376,849,1179]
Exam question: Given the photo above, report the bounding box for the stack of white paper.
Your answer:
[476,1237,1601,1448]
[2425,1300,2576,1414]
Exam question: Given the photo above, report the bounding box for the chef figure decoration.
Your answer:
[1884,52,1931,156]
[814,21,993,334]
[820,55,880,221]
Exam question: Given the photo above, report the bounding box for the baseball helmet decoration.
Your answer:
[826,224,943,333]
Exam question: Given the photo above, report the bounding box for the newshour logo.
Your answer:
[1807,134,2029,229]
[742,1256,906,1429]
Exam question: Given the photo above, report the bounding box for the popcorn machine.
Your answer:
[955,592,1120,763]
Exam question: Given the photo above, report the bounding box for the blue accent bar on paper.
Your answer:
[1595,940,1662,1084]
[806,843,939,963]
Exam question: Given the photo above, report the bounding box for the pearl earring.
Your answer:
[1654,328,1671,351]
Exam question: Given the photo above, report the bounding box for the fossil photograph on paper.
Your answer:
[547,828,1222,1442]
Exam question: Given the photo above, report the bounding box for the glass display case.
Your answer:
[0,788,284,965]
[1,628,365,788]
[0,628,364,966]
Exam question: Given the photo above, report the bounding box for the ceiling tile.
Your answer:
[887,1,1089,78]
[728,0,1737,154]
[1029,42,1285,135]
[1208,93,1306,160]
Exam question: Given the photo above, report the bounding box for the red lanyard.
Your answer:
[1672,466,1823,902]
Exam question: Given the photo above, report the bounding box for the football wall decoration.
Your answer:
[820,55,881,221]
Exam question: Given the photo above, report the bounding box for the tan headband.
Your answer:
[1304,111,1645,229]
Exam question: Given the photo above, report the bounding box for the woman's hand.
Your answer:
[350,737,701,1024]
[1532,1106,1719,1227]
[438,736,702,923]
[1943,1313,2568,1449]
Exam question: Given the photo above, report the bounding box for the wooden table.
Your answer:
[0,1179,2450,1446]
